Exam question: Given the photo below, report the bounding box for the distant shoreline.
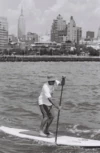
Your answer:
[0,55,100,62]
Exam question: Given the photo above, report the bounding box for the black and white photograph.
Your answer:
[0,0,100,153]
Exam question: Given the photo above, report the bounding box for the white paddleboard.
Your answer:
[0,126,100,147]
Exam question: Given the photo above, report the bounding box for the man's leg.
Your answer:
[44,106,54,134]
[39,105,49,136]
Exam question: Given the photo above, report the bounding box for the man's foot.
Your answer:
[39,131,48,137]
[45,131,54,136]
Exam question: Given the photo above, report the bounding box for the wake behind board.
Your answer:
[0,126,100,147]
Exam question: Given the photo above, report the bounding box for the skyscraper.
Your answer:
[86,31,94,40]
[67,16,77,43]
[77,27,82,44]
[97,27,100,40]
[51,14,67,43]
[0,17,8,49]
[18,8,26,41]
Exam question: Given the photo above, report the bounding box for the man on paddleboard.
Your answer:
[38,75,65,137]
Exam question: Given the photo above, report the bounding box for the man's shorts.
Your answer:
[39,104,54,119]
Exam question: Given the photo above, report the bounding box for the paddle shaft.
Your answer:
[55,78,64,144]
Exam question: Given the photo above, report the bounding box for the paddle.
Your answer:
[55,76,65,144]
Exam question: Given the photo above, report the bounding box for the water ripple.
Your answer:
[0,62,100,152]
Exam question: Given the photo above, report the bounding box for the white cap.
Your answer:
[47,75,56,81]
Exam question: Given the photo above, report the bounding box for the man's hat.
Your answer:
[47,75,56,81]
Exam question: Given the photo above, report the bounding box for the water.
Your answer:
[0,62,100,153]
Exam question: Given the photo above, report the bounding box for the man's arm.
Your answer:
[48,97,60,109]
[43,84,60,109]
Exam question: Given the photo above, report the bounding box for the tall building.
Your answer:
[67,16,77,43]
[0,17,8,49]
[18,8,26,41]
[97,27,100,40]
[77,27,82,44]
[86,31,94,40]
[51,14,67,43]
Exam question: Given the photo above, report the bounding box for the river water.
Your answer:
[0,62,100,153]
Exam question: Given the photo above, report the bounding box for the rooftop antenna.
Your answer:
[21,7,23,16]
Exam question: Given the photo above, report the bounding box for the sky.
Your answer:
[1,0,100,37]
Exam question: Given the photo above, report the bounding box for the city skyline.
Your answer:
[0,0,100,36]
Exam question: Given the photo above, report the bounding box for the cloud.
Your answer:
[5,0,42,35]
[3,0,100,37]
[40,0,100,36]
[50,0,66,12]
[50,0,100,36]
